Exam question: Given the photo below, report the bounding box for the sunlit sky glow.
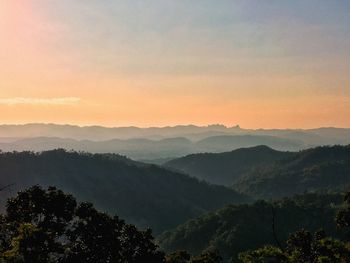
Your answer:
[0,0,349,128]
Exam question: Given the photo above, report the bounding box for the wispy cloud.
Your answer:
[0,97,81,106]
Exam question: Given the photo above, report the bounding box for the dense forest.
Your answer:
[158,193,348,262]
[165,146,293,185]
[234,145,350,199]
[166,145,350,199]
[1,145,350,262]
[0,149,248,234]
[2,187,350,262]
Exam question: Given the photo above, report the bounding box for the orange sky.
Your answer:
[0,0,349,128]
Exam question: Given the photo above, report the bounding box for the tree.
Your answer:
[165,249,223,263]
[336,192,350,230]
[1,223,59,263]
[238,246,287,263]
[166,250,191,263]
[239,230,350,263]
[239,192,350,263]
[189,249,222,263]
[0,186,165,263]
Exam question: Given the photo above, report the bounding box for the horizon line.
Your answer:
[0,122,349,131]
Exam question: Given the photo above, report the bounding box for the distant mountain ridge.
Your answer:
[0,135,303,159]
[0,123,240,141]
[0,123,349,145]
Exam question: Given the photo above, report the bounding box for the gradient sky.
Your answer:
[0,0,349,128]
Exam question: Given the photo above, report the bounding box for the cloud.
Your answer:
[0,97,81,106]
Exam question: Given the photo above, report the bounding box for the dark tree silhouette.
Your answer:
[0,186,165,263]
[239,192,350,263]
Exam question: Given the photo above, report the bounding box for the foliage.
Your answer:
[158,193,345,262]
[233,145,350,199]
[336,192,350,231]
[189,249,222,263]
[166,250,191,263]
[238,246,287,263]
[239,230,350,263]
[239,193,350,263]
[0,186,165,263]
[165,249,222,263]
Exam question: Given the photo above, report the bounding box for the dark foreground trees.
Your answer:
[166,249,222,263]
[0,185,165,263]
[239,193,350,263]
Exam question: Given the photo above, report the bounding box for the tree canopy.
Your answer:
[0,185,165,263]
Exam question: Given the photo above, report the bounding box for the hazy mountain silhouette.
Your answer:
[0,135,304,160]
[0,124,349,146]
[195,135,303,152]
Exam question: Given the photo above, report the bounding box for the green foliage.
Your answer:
[233,145,350,199]
[239,230,350,263]
[2,223,58,263]
[239,193,350,263]
[158,193,345,262]
[166,250,191,263]
[238,246,287,263]
[165,249,222,263]
[0,149,249,234]
[0,186,165,263]
[336,192,350,230]
[189,249,222,263]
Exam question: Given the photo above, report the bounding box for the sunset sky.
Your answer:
[0,0,349,128]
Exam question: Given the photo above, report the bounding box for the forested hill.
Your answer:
[0,150,249,234]
[233,145,350,199]
[158,193,345,263]
[164,146,293,185]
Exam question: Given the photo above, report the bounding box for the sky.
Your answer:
[0,0,349,128]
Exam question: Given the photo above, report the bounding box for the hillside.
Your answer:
[0,150,249,234]
[233,145,350,199]
[158,193,345,263]
[164,146,293,185]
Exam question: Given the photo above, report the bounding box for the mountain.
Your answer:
[0,135,304,160]
[196,135,304,152]
[0,149,249,234]
[158,193,345,263]
[0,137,194,159]
[0,123,239,141]
[0,123,349,146]
[164,146,293,185]
[233,145,350,199]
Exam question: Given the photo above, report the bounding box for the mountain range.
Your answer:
[164,146,293,185]
[0,124,349,160]
[0,135,304,160]
[0,123,349,143]
[165,144,350,199]
[0,149,249,234]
